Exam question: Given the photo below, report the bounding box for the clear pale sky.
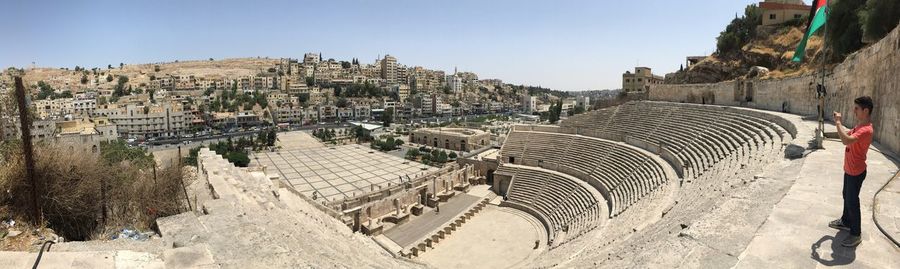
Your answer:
[1,0,763,91]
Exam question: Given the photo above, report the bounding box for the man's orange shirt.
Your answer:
[844,123,873,176]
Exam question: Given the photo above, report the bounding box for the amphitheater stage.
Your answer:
[384,193,483,247]
[252,144,435,202]
[417,205,545,269]
[734,135,900,267]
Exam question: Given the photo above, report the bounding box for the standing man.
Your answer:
[828,96,874,247]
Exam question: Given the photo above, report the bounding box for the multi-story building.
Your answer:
[576,96,591,109]
[521,95,537,113]
[447,73,462,94]
[480,79,503,87]
[394,84,410,103]
[33,98,73,119]
[437,103,453,115]
[1,119,56,142]
[317,105,337,122]
[337,107,354,120]
[273,104,304,125]
[396,65,409,85]
[759,0,810,26]
[561,98,578,112]
[108,103,186,139]
[409,127,491,152]
[414,94,433,115]
[72,98,97,116]
[622,67,664,92]
[303,53,321,65]
[380,55,398,85]
[490,101,504,112]
[175,75,196,90]
[354,105,371,120]
[236,111,260,127]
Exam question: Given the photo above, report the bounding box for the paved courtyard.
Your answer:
[275,130,325,150]
[734,129,900,268]
[253,145,434,202]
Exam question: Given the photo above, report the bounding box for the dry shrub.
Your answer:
[0,144,190,240]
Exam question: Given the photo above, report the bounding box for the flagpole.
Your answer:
[814,2,830,149]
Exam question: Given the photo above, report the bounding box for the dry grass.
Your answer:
[0,143,191,241]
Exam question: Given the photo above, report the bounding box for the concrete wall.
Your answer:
[650,22,900,155]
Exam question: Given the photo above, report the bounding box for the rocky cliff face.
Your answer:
[667,26,825,84]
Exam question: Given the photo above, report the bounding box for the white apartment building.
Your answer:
[447,74,462,93]
[108,103,186,139]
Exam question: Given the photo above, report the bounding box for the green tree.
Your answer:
[569,105,585,116]
[382,107,394,127]
[266,130,277,147]
[716,4,762,56]
[185,147,202,166]
[226,151,250,167]
[106,74,113,82]
[336,97,349,108]
[859,0,900,43]
[405,148,419,160]
[298,93,310,104]
[36,81,55,100]
[99,140,154,168]
[549,100,563,124]
[828,0,866,62]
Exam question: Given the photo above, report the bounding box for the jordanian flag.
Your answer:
[792,0,828,62]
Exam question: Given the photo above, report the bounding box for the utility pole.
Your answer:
[14,77,41,224]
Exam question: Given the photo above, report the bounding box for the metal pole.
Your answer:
[14,77,41,224]
[814,5,830,149]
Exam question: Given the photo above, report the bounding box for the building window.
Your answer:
[770,14,776,20]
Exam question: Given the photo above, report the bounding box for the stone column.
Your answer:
[394,198,401,216]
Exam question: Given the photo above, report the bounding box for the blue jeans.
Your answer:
[841,170,866,236]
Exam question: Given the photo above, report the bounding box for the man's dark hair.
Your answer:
[854,96,874,115]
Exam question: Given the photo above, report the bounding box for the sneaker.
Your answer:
[828,219,850,231]
[841,235,862,247]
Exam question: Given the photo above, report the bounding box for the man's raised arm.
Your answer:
[833,111,859,146]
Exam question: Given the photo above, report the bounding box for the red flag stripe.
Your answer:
[814,0,828,10]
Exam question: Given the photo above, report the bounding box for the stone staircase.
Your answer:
[402,198,491,258]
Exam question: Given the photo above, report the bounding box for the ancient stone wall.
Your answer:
[343,164,474,223]
[650,23,900,155]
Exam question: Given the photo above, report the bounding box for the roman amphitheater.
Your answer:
[3,23,899,269]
